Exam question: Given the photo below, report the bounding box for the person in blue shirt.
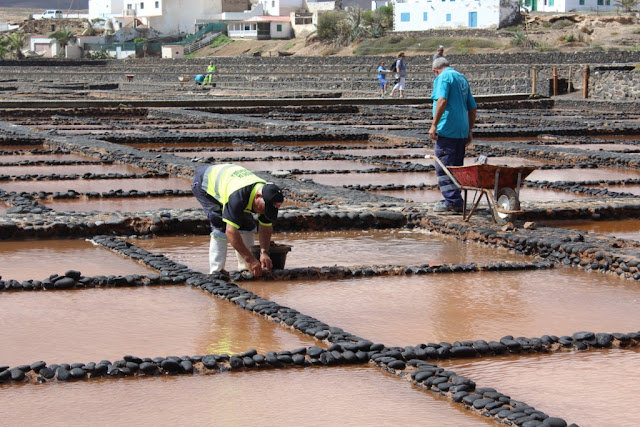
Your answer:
[429,57,477,212]
[376,60,391,97]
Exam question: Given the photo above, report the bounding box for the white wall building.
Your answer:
[89,0,230,35]
[393,0,519,31]
[258,0,304,16]
[524,0,616,12]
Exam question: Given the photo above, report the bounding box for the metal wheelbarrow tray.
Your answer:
[426,155,536,223]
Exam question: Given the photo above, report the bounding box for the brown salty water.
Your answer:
[3,163,145,176]
[309,171,437,186]
[336,147,433,157]
[132,229,530,273]
[588,184,640,196]
[241,267,640,347]
[0,366,493,426]
[527,167,640,182]
[124,142,234,150]
[42,196,200,212]
[440,348,640,426]
[542,218,640,241]
[0,177,191,193]
[0,201,7,214]
[0,153,93,162]
[409,156,549,168]
[374,187,591,204]
[172,150,286,159]
[233,159,377,171]
[0,286,318,366]
[0,239,155,281]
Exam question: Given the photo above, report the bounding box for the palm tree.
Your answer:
[6,32,25,59]
[49,28,77,56]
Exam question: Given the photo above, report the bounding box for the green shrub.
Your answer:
[317,11,343,41]
[210,34,231,48]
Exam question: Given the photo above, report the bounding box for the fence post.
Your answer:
[552,67,558,96]
[582,65,589,99]
[531,67,537,96]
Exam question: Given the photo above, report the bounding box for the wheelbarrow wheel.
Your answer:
[493,187,519,224]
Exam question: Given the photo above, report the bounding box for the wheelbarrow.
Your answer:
[426,155,536,224]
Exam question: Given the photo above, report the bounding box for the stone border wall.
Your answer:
[589,65,640,101]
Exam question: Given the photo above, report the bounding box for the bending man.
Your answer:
[192,163,284,276]
[429,57,477,212]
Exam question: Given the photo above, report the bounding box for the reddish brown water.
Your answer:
[132,230,529,274]
[0,366,493,426]
[441,348,640,426]
[0,286,318,366]
[3,163,144,176]
[0,201,7,214]
[338,147,433,157]
[374,187,591,204]
[172,150,285,159]
[0,153,92,162]
[0,177,191,193]
[242,267,640,347]
[0,239,155,281]
[42,196,200,212]
[233,160,376,171]
[543,218,640,241]
[309,172,438,186]
[549,143,639,151]
[0,145,43,151]
[528,167,640,182]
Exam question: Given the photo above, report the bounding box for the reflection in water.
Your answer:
[441,349,640,427]
[172,150,284,159]
[0,153,92,162]
[0,177,191,193]
[542,218,640,241]
[241,267,640,347]
[0,239,155,281]
[0,367,493,426]
[0,286,317,366]
[233,159,374,171]
[132,229,529,274]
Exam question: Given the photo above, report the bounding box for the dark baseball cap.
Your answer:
[262,183,284,222]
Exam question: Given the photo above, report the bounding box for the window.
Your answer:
[272,0,275,6]
[446,13,451,21]
[597,0,603,4]
[140,2,144,9]
[245,24,250,31]
[401,12,410,22]
[127,4,132,9]
[423,12,428,21]
[579,0,584,4]
[155,1,159,7]
[549,0,553,5]
[276,24,282,31]
[606,0,610,4]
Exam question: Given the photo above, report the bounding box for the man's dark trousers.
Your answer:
[435,136,466,208]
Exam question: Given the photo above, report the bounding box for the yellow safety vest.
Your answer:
[202,164,265,206]
[207,64,216,73]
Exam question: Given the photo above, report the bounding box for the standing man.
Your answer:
[429,57,477,212]
[389,52,407,98]
[376,60,391,97]
[433,45,445,61]
[192,163,284,276]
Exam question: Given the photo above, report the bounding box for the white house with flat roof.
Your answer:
[393,0,519,31]
[89,0,249,35]
[523,0,615,12]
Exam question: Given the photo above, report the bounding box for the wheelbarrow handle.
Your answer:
[424,154,461,189]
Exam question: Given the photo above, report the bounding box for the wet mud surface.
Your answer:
[542,218,640,241]
[42,196,200,213]
[1,177,192,193]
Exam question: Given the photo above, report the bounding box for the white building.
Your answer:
[258,0,304,17]
[524,0,616,12]
[393,0,519,31]
[89,0,249,35]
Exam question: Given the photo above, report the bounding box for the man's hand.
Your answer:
[248,257,262,277]
[466,130,473,146]
[429,124,438,140]
[260,252,273,271]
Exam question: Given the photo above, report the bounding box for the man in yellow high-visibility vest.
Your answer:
[192,163,284,277]
[203,61,217,85]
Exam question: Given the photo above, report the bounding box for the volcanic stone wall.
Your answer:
[589,65,640,101]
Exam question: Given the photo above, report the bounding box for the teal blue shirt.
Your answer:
[430,67,477,139]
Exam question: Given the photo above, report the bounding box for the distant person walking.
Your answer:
[376,60,391,97]
[429,57,477,213]
[433,45,445,61]
[389,52,407,98]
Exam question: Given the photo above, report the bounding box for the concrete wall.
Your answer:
[531,0,617,12]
